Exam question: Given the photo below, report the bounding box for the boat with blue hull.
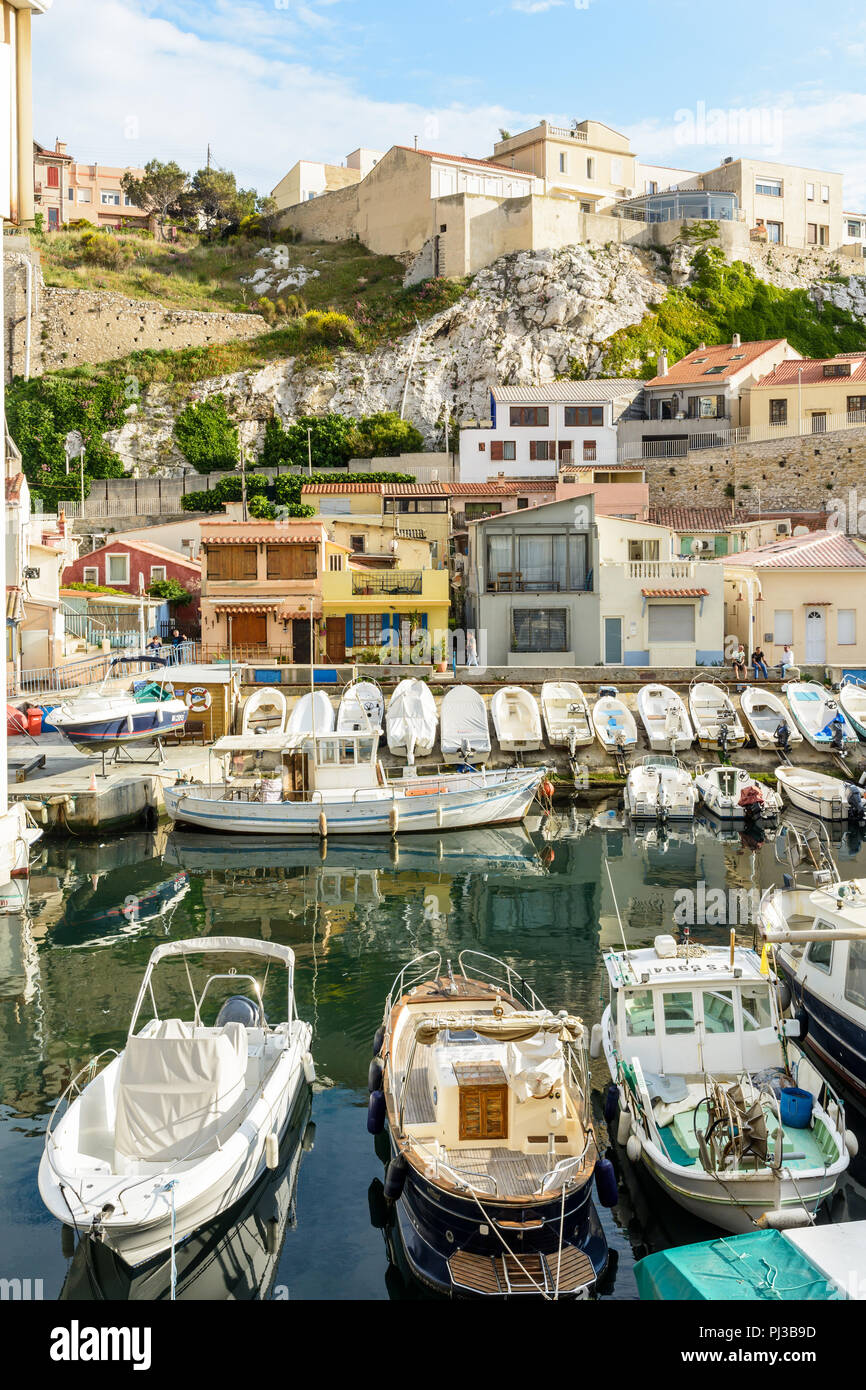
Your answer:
[51,655,187,755]
[369,951,611,1299]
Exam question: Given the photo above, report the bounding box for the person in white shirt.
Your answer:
[780,644,795,676]
[465,630,478,667]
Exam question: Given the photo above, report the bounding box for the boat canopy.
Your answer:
[635,1230,844,1301]
[413,1010,583,1044]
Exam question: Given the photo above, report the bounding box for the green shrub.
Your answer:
[6,372,126,508]
[248,494,277,519]
[173,393,239,472]
[147,577,193,605]
[302,309,362,348]
[80,232,134,269]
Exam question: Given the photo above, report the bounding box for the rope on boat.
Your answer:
[160,1179,179,1300]
[464,1180,569,1301]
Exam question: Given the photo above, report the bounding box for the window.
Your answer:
[838,609,856,645]
[845,940,866,1011]
[516,497,529,508]
[266,544,317,580]
[662,991,695,1034]
[770,398,788,425]
[579,201,591,214]
[824,362,851,377]
[150,566,167,583]
[806,937,833,972]
[512,608,567,652]
[688,395,726,419]
[124,194,135,207]
[766,221,782,243]
[48,207,59,229]
[47,165,59,188]
[328,553,343,571]
[77,188,91,203]
[848,221,862,237]
[509,406,549,427]
[583,440,597,461]
[350,535,365,554]
[624,989,655,1036]
[82,566,98,585]
[564,406,603,427]
[848,396,866,415]
[703,990,737,1033]
[529,441,553,461]
[807,223,817,244]
[755,176,782,197]
[106,553,129,585]
[559,153,567,174]
[206,544,257,582]
[806,182,815,201]
[465,501,502,520]
[821,185,830,203]
[586,157,594,180]
[352,613,386,647]
[490,440,516,461]
[773,609,793,644]
[740,984,773,1031]
[67,187,74,201]
[702,365,726,375]
[648,603,695,643]
[101,190,121,206]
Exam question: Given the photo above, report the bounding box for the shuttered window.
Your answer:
[207,545,257,581]
[266,544,317,580]
[647,603,695,642]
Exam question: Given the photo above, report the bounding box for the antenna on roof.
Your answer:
[414,135,418,151]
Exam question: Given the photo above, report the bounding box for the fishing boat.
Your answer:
[635,1226,857,1301]
[336,678,384,733]
[785,681,858,751]
[688,678,746,752]
[636,684,693,753]
[286,691,335,737]
[368,950,611,1298]
[624,755,696,821]
[775,765,866,823]
[39,937,314,1268]
[50,655,187,755]
[600,933,852,1233]
[695,765,783,821]
[839,678,866,740]
[540,681,593,753]
[490,686,543,753]
[739,687,802,753]
[164,729,546,836]
[592,689,638,754]
[386,678,438,763]
[240,686,287,734]
[761,823,866,1099]
[439,686,491,764]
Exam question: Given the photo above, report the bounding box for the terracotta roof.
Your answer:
[644,340,789,389]
[648,505,733,532]
[203,533,321,544]
[34,140,73,163]
[395,146,536,178]
[4,473,25,504]
[444,481,555,495]
[302,482,448,496]
[491,380,646,403]
[753,355,866,388]
[641,587,710,598]
[720,530,866,569]
[210,599,281,611]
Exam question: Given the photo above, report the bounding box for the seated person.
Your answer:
[751,646,769,679]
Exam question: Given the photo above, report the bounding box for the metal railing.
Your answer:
[9,642,199,699]
[618,409,866,462]
[351,570,423,595]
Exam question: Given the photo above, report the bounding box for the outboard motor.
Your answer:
[831,718,847,753]
[847,784,866,824]
[216,994,262,1028]
[717,720,729,755]
[774,719,791,753]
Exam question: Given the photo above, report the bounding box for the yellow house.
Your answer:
[747,354,866,433]
[321,564,450,661]
[721,531,866,671]
[301,482,451,563]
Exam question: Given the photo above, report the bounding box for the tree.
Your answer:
[186,167,246,234]
[261,413,355,471]
[121,160,188,240]
[148,577,193,607]
[173,394,239,472]
[348,410,424,458]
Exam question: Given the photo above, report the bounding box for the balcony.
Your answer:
[627,560,697,582]
[351,570,422,596]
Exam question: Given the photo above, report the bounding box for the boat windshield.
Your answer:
[642,755,679,770]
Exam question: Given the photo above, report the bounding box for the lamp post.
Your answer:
[307,426,312,477]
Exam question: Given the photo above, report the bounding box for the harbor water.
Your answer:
[3,808,866,1301]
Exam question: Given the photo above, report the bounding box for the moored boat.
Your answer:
[695,764,782,820]
[839,677,866,740]
[439,686,491,764]
[490,686,543,753]
[592,689,638,754]
[540,681,593,752]
[386,678,438,764]
[739,687,802,752]
[636,684,693,753]
[286,691,335,737]
[688,678,746,752]
[624,755,696,820]
[240,686,287,734]
[785,681,858,751]
[50,655,187,755]
[336,678,384,733]
[634,1227,852,1301]
[775,765,866,823]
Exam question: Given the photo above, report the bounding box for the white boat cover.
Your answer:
[287,691,335,736]
[440,687,490,756]
[337,681,384,732]
[114,1019,248,1164]
[386,679,437,754]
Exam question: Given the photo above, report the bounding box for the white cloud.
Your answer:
[511,1,565,12]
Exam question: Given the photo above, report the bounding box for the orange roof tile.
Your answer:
[641,587,710,597]
[645,340,788,389]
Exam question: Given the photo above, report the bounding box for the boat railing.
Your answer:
[384,951,442,1016]
[537,1136,593,1195]
[44,1048,121,1168]
[406,1137,499,1196]
[457,950,544,1012]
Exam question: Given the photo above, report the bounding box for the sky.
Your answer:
[29,0,866,207]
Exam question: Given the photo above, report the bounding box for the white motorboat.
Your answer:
[688,678,746,752]
[695,765,783,820]
[39,937,314,1268]
[50,655,187,755]
[592,690,638,754]
[386,678,438,764]
[784,681,858,751]
[740,687,802,752]
[336,678,384,733]
[540,681,593,752]
[490,686,543,752]
[286,691,335,737]
[600,934,851,1233]
[624,755,696,820]
[775,765,866,823]
[164,729,546,836]
[838,678,866,741]
[240,686,287,734]
[439,686,491,764]
[636,684,693,753]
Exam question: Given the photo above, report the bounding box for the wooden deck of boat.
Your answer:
[448,1246,595,1296]
[444,1146,566,1197]
[402,1055,436,1125]
[408,976,505,1004]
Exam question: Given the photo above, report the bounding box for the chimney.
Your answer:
[732,332,741,348]
[698,342,706,351]
[55,139,67,156]
[657,349,668,377]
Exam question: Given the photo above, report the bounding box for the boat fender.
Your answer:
[757,1207,811,1231]
[383,1152,408,1203]
[368,1057,384,1094]
[367,1088,386,1135]
[846,1129,860,1158]
[603,1083,619,1127]
[616,1109,632,1145]
[389,806,399,837]
[318,812,328,840]
[594,1157,618,1208]
[773,978,792,1013]
[626,1134,642,1164]
[372,1025,385,1058]
[265,1131,279,1170]
[266,1216,280,1256]
[796,1006,809,1040]
[303,1051,316,1085]
[61,1224,76,1259]
[589,1022,603,1059]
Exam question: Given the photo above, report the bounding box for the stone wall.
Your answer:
[646,423,866,511]
[2,235,41,383]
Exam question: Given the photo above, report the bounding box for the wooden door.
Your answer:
[326,617,345,663]
[231,613,267,647]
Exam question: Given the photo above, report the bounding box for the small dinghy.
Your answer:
[592,689,638,754]
[636,684,693,753]
[775,766,866,823]
[695,765,782,820]
[286,691,335,737]
[838,678,866,741]
[39,937,314,1269]
[490,686,543,752]
[439,686,491,764]
[241,686,287,734]
[624,755,696,820]
[688,678,746,751]
[740,687,802,752]
[336,678,384,733]
[540,681,593,752]
[386,678,438,763]
[785,681,858,751]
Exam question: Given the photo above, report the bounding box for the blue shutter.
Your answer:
[490,391,496,429]
[421,613,428,629]
[345,614,353,647]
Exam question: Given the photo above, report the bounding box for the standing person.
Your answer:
[465,630,478,667]
[780,643,795,677]
[170,628,183,649]
[146,634,162,654]
[751,645,769,680]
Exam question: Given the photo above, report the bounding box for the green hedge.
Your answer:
[174,394,239,472]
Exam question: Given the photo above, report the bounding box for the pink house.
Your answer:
[63,539,201,636]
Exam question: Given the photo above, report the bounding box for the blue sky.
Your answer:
[31,0,866,205]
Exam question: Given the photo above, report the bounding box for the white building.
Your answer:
[459,381,646,482]
[634,162,700,196]
[843,211,866,259]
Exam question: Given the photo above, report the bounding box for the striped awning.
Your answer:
[211,599,280,614]
[641,587,710,598]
